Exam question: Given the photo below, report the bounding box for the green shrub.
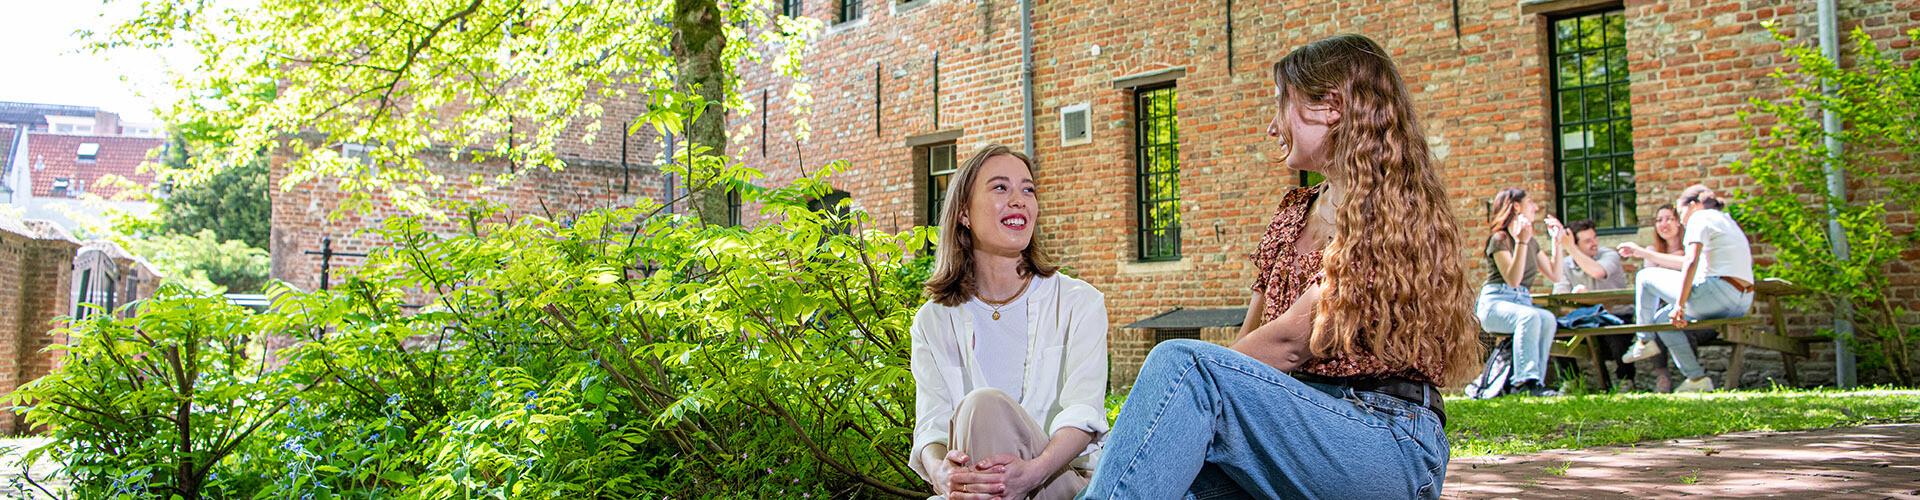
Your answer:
[9,166,937,499]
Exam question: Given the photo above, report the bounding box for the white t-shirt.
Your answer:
[962,277,1039,402]
[1682,209,1754,284]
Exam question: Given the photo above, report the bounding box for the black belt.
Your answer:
[1294,373,1447,427]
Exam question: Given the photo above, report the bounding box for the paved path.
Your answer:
[0,437,60,498]
[1445,424,1920,499]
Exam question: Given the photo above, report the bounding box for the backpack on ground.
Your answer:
[1464,337,1514,400]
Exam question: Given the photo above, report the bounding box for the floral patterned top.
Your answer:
[1249,184,1442,384]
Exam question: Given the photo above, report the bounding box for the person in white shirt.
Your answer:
[909,144,1108,500]
[1616,185,1756,393]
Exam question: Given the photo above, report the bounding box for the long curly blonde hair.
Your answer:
[1274,35,1484,386]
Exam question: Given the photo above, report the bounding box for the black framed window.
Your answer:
[836,0,861,23]
[783,0,802,17]
[1135,84,1181,262]
[924,142,958,226]
[727,187,744,226]
[1551,9,1636,231]
[808,190,854,235]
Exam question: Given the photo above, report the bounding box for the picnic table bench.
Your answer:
[1512,278,1811,391]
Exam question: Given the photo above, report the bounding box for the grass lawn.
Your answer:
[1445,388,1920,456]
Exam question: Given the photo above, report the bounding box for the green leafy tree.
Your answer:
[93,0,819,223]
[6,286,310,500]
[13,167,940,499]
[154,134,270,250]
[1735,25,1920,385]
[118,229,272,294]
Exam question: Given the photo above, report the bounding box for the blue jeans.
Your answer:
[1475,284,1558,385]
[1633,268,1754,380]
[1078,340,1447,500]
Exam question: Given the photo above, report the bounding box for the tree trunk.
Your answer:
[672,0,731,226]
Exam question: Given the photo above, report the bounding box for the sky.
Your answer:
[0,0,189,123]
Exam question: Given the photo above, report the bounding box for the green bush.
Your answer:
[1734,25,1920,385]
[8,166,938,499]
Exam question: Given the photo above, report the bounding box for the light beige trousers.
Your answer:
[946,388,1091,500]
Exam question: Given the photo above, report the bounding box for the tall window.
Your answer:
[1552,9,1636,230]
[1135,85,1180,262]
[836,0,860,23]
[783,0,802,17]
[924,142,958,226]
[727,186,744,226]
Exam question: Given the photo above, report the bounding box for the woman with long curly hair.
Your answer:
[1078,34,1481,499]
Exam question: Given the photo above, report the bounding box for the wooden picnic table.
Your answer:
[1522,278,1811,391]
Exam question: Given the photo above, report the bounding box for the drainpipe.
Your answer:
[1817,0,1857,389]
[1021,0,1036,163]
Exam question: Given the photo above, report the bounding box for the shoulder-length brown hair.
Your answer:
[1487,187,1528,240]
[1274,34,1485,387]
[923,144,1058,306]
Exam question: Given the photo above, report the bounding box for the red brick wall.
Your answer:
[0,221,79,434]
[269,90,670,297]
[731,0,1920,390]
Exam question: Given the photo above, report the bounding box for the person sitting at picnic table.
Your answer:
[1478,187,1568,397]
[1551,218,1642,389]
[1641,205,1690,392]
[1615,185,1755,393]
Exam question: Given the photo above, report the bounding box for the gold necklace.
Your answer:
[979,275,1033,321]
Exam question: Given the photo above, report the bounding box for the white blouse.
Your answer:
[908,273,1110,479]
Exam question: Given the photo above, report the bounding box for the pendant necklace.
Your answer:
[979,275,1033,321]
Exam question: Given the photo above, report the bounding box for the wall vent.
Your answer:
[1060,103,1090,147]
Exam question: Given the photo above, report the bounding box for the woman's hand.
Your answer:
[1543,215,1564,240]
[1616,242,1645,259]
[945,455,1007,500]
[1509,214,1534,240]
[1670,305,1690,329]
[968,454,1050,500]
[930,450,971,497]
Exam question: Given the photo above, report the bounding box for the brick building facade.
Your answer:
[269,96,671,295]
[728,0,1920,390]
[0,218,79,434]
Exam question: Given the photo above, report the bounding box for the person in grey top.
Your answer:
[1552,219,1628,300]
[1552,219,1641,388]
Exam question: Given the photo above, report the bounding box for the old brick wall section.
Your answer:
[0,218,79,435]
[269,82,669,296]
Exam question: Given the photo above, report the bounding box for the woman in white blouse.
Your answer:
[909,144,1109,500]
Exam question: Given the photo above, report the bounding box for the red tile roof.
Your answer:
[25,133,165,200]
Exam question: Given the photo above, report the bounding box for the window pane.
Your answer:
[1559,91,1582,124]
[1605,13,1625,46]
[1580,15,1602,51]
[1590,121,1613,156]
[1591,156,1614,192]
[1566,160,1588,194]
[1607,47,1628,85]
[1583,51,1608,88]
[1556,19,1581,53]
[1558,55,1582,88]
[1567,196,1590,223]
[1595,194,1617,228]
[1612,118,1634,153]
[1584,86,1609,121]
[1610,83,1632,117]
[1615,156,1636,190]
[1561,125,1586,158]
[1618,197,1639,227]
